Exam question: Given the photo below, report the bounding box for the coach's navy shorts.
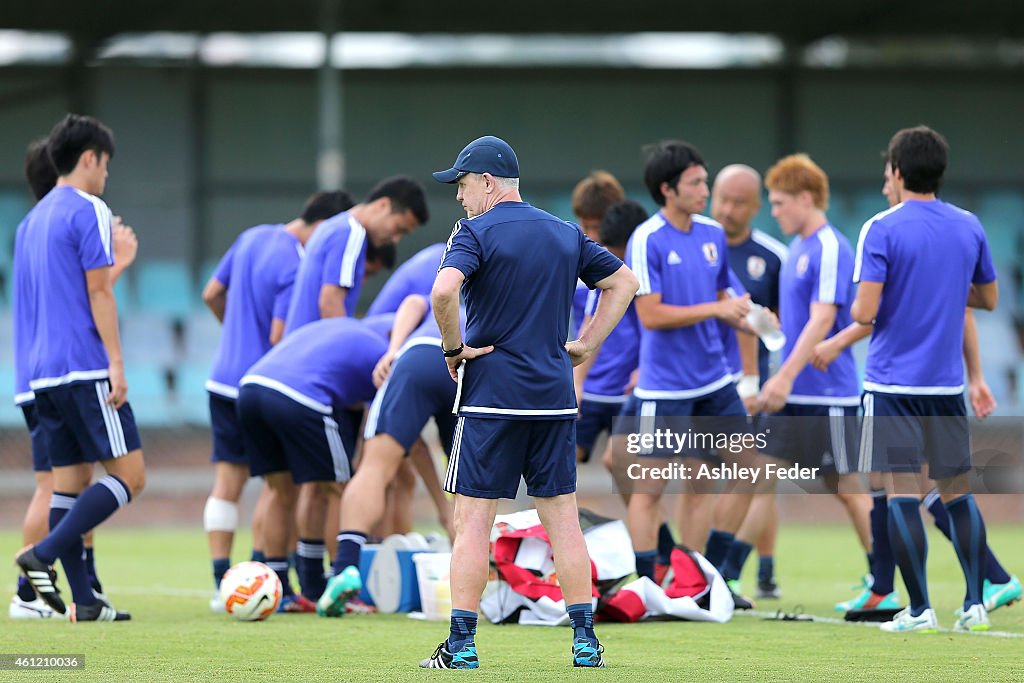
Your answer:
[21,402,51,472]
[445,417,576,499]
[34,380,141,467]
[760,404,860,474]
[861,391,970,479]
[237,383,361,484]
[209,393,248,465]
[364,342,458,455]
[616,384,748,459]
[576,397,625,460]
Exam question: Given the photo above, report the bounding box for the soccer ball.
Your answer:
[219,561,282,621]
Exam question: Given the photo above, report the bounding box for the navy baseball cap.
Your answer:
[432,135,520,184]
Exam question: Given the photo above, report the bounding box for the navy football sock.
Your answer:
[720,540,754,582]
[634,549,656,580]
[448,609,478,651]
[332,530,367,577]
[36,492,95,606]
[265,557,294,597]
[84,546,102,593]
[704,529,735,570]
[869,489,895,595]
[17,575,36,602]
[926,490,1010,585]
[568,602,597,641]
[944,494,987,610]
[296,538,327,600]
[212,558,231,590]
[758,555,775,583]
[888,497,930,615]
[656,523,675,565]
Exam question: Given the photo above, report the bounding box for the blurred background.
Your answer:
[1,1,1023,523]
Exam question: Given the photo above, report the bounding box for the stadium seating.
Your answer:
[175,361,213,426]
[136,260,195,319]
[183,310,221,365]
[120,312,178,365]
[123,362,175,426]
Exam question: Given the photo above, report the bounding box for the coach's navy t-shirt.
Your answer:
[440,201,622,420]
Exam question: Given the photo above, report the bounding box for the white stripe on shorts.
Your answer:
[828,406,848,475]
[323,416,351,482]
[639,401,656,455]
[444,416,465,494]
[859,393,874,473]
[94,381,127,457]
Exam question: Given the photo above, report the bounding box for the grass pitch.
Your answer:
[2,523,1022,682]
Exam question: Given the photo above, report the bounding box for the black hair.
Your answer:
[886,126,948,194]
[643,140,705,207]
[366,175,430,225]
[366,240,397,270]
[599,199,649,249]
[300,190,354,223]
[25,138,58,201]
[46,113,115,176]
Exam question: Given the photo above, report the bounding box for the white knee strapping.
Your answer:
[203,497,239,532]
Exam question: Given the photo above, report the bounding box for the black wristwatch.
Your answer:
[442,343,464,358]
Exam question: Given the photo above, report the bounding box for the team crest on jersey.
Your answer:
[746,255,766,279]
[702,242,718,265]
[796,254,810,276]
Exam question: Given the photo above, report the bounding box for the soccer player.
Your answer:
[236,317,385,607]
[569,172,626,338]
[573,199,645,465]
[365,241,446,316]
[846,126,997,632]
[318,294,463,617]
[284,176,428,334]
[14,114,144,622]
[10,138,137,619]
[815,155,1021,616]
[200,190,353,610]
[620,140,761,591]
[718,155,873,597]
[710,163,788,598]
[420,135,636,669]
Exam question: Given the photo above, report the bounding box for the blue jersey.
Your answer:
[361,312,396,340]
[440,201,622,419]
[366,242,446,316]
[207,225,302,398]
[718,270,747,379]
[854,200,996,394]
[284,211,366,334]
[781,224,859,405]
[627,212,732,398]
[570,280,590,338]
[726,229,787,381]
[14,186,114,393]
[242,317,385,413]
[582,290,640,400]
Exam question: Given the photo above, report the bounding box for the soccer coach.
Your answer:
[424,136,638,670]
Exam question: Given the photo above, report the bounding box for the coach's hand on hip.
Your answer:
[564,339,596,368]
[444,344,494,381]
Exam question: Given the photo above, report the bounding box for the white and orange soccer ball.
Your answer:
[218,561,282,621]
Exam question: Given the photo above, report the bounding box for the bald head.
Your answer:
[712,164,762,240]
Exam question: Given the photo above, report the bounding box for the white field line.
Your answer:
[737,607,1024,639]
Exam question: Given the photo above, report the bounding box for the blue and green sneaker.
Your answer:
[316,565,361,618]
